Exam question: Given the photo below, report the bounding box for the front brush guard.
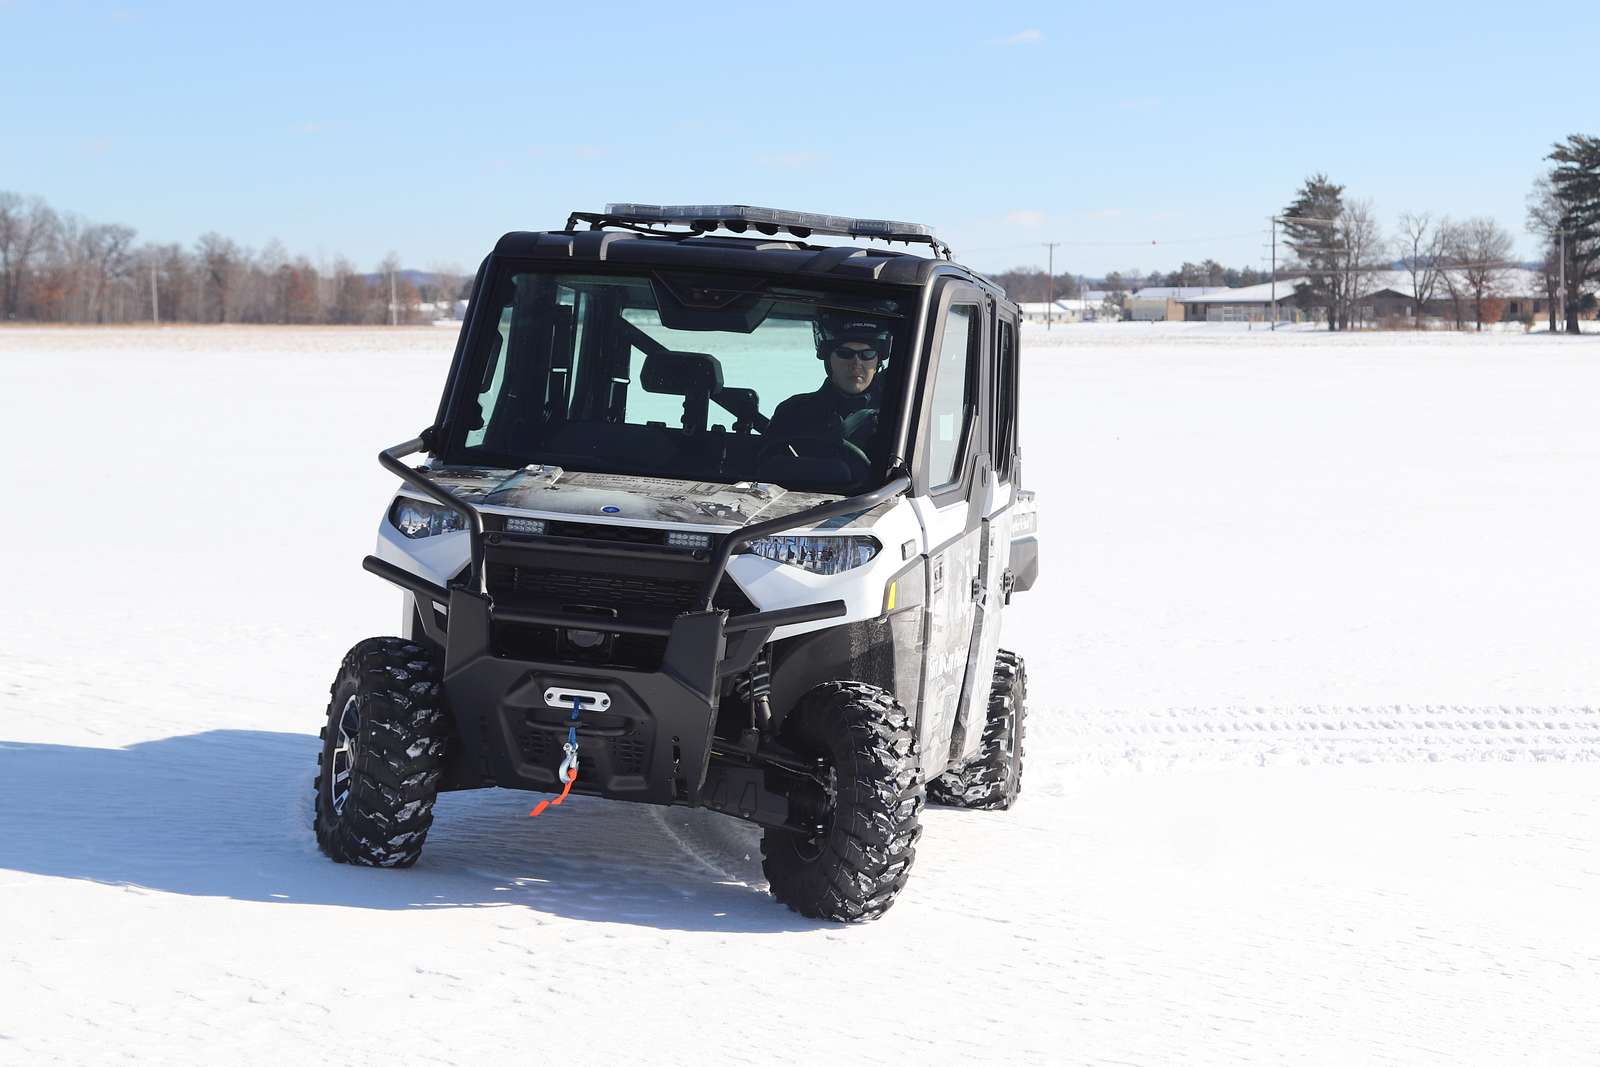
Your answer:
[364,430,910,827]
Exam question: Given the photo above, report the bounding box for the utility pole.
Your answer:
[149,261,159,326]
[389,269,398,327]
[1557,229,1568,333]
[1043,242,1059,329]
[1270,216,1277,330]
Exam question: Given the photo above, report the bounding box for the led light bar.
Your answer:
[665,530,712,551]
[590,203,952,257]
[504,517,547,536]
[605,203,935,238]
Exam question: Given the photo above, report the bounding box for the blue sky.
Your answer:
[3,0,1595,277]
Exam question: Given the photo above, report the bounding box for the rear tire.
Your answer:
[313,637,451,867]
[928,649,1027,810]
[760,682,923,923]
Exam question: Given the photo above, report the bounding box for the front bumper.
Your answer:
[441,587,752,804]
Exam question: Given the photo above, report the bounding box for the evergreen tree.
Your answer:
[1282,174,1346,330]
[1546,134,1600,334]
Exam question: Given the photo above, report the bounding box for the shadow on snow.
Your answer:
[0,730,820,933]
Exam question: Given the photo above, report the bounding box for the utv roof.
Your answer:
[488,204,1006,297]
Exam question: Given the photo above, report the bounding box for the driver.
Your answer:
[766,317,891,452]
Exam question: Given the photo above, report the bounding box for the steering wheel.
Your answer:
[756,434,872,480]
[840,408,878,442]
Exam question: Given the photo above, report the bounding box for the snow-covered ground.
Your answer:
[2,322,1598,1065]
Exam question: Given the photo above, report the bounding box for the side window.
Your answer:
[465,305,513,447]
[926,303,978,488]
[993,318,1017,480]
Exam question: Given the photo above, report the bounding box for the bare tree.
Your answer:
[1456,217,1514,331]
[243,239,288,324]
[424,260,467,317]
[1394,212,1447,328]
[0,193,59,320]
[1335,200,1384,328]
[329,257,372,324]
[1533,242,1562,333]
[1527,175,1568,332]
[1435,220,1470,330]
[83,223,136,323]
[196,232,241,323]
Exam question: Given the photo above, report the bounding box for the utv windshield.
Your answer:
[444,266,917,494]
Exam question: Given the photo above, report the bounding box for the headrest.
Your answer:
[640,350,724,396]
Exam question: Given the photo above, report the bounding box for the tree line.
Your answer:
[0,191,467,325]
[988,261,1265,304]
[1281,134,1599,332]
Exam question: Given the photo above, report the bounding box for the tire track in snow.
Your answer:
[1034,703,1600,777]
[648,804,764,887]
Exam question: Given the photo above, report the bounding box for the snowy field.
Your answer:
[2,322,1598,1065]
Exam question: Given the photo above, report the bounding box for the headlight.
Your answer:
[389,498,467,539]
[742,535,880,575]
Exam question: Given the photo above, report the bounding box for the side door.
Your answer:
[949,304,1020,762]
[909,281,989,774]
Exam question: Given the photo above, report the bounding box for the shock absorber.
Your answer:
[736,646,774,734]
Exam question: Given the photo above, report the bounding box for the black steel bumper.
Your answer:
[441,586,731,803]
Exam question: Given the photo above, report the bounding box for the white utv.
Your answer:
[314,205,1039,922]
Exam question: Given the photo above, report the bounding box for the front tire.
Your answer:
[928,649,1027,810]
[760,683,923,923]
[313,637,451,867]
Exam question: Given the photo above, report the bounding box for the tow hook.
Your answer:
[528,696,585,818]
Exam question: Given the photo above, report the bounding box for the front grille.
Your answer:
[490,564,695,611]
[546,520,669,546]
[486,563,755,615]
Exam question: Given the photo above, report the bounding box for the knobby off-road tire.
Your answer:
[761,682,923,923]
[314,637,451,867]
[928,649,1027,810]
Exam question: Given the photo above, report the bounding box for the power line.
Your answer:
[962,229,1265,255]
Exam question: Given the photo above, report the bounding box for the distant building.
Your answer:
[1178,268,1558,326]
[1018,300,1081,325]
[1127,286,1226,322]
[1019,297,1115,325]
[1427,268,1552,324]
[1178,279,1312,323]
[1350,279,1415,324]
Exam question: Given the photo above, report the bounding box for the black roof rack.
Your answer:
[565,203,954,260]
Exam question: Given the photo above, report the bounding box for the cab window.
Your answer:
[926,303,978,488]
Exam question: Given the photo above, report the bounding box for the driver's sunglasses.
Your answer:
[828,343,885,362]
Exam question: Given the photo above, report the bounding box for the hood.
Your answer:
[412,464,893,532]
